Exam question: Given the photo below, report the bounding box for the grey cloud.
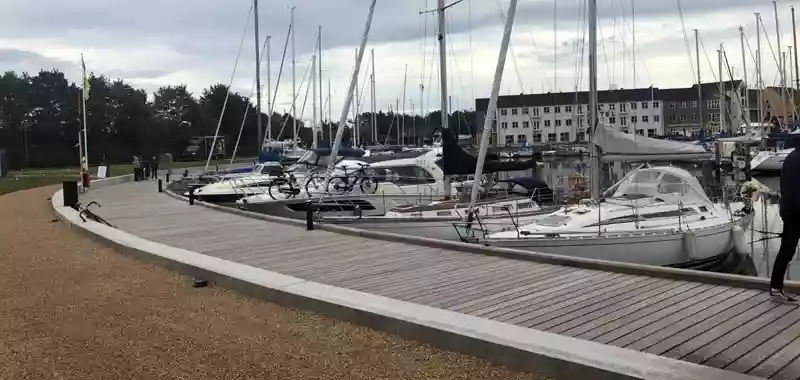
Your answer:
[0,48,73,74]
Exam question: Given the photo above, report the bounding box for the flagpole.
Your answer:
[81,54,89,169]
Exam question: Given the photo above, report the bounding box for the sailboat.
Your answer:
[457,0,753,269]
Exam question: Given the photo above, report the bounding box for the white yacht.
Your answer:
[467,166,752,268]
[191,148,364,203]
[750,148,793,171]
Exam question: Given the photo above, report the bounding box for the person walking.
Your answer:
[771,148,800,303]
[132,156,141,181]
[150,156,159,179]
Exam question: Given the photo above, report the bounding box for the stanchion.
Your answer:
[158,179,163,193]
[189,187,195,205]
[306,202,314,231]
[62,181,79,210]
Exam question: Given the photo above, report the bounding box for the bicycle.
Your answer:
[267,172,302,200]
[304,162,379,195]
[77,201,114,227]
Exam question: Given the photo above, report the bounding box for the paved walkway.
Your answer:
[0,185,541,380]
[81,180,800,380]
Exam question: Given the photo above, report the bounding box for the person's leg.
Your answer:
[771,218,800,292]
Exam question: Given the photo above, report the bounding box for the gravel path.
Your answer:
[0,186,547,380]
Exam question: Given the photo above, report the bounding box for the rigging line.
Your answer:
[610,0,618,86]
[494,0,526,94]
[231,28,271,164]
[620,0,626,89]
[619,20,653,84]
[676,0,697,87]
[426,11,437,121]
[758,16,787,85]
[597,9,614,89]
[445,12,470,114]
[468,0,475,106]
[698,35,719,83]
[276,56,314,140]
[205,2,253,170]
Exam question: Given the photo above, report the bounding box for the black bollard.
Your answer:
[165,172,170,183]
[189,187,195,205]
[306,202,314,231]
[158,179,163,193]
[62,181,79,210]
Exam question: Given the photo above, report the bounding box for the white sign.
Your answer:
[96,165,108,179]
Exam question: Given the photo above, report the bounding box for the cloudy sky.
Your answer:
[1,0,799,124]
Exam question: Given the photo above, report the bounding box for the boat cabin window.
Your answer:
[382,166,437,185]
[260,165,284,176]
[658,174,688,195]
[535,214,571,227]
[517,202,533,209]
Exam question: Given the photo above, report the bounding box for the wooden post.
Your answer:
[158,179,163,193]
[189,187,195,205]
[306,202,314,230]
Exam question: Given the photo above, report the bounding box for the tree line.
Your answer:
[0,69,477,169]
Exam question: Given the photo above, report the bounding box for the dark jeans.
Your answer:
[771,217,800,289]
[151,165,158,179]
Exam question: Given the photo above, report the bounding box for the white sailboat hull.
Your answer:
[750,149,792,171]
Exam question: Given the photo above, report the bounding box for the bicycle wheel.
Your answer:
[359,176,379,194]
[304,175,326,195]
[268,178,289,200]
[328,177,351,193]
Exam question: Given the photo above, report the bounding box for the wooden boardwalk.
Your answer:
[83,181,800,379]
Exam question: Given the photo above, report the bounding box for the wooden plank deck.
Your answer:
[83,181,800,379]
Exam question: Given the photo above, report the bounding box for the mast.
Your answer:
[318,25,324,145]
[437,0,451,198]
[469,0,518,209]
[757,13,764,127]
[775,1,787,122]
[589,0,600,200]
[328,78,332,146]
[371,49,377,143]
[312,53,318,148]
[266,36,272,142]
[740,26,750,127]
[695,29,703,133]
[794,6,800,90]
[254,0,263,150]
[327,0,377,173]
[719,45,726,134]
[291,6,297,144]
[354,48,360,146]
[396,98,400,144]
[402,64,408,145]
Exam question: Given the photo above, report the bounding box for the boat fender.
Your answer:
[683,230,698,260]
[732,225,748,255]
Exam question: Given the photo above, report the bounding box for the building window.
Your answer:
[578,105,584,114]
[544,106,551,114]
[598,104,604,110]
[533,133,542,142]
[609,103,616,110]
[642,115,649,123]
[690,100,698,108]
[577,132,586,141]
[555,106,561,113]
[559,132,570,142]
[642,102,649,109]
[620,103,627,112]
[533,120,541,130]
[517,134,527,143]
[566,119,573,126]
[679,115,686,122]
[555,120,562,127]
[512,121,519,128]
[669,114,676,121]
[637,129,645,136]
[547,133,557,142]
[565,105,573,113]
[690,113,697,121]
[578,118,584,127]
[523,121,530,128]
[680,101,687,108]
[609,117,617,124]
[653,101,660,108]
[511,108,519,115]
[500,109,508,116]
[532,107,540,116]
[709,113,721,122]
[647,129,656,137]
[522,107,529,115]
[669,102,676,109]
[631,102,638,110]
[505,135,514,145]
[621,118,627,126]
[654,115,660,122]
[620,127,630,133]
[544,120,551,127]
[631,116,638,123]
[501,122,508,129]
[707,99,720,109]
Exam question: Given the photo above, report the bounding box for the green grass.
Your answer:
[1,157,256,196]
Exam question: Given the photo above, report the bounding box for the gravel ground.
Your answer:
[0,185,548,380]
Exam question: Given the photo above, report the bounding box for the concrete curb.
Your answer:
[52,186,760,380]
[163,189,790,293]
